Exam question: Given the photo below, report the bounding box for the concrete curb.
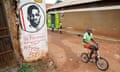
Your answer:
[62,29,120,42]
[47,28,120,42]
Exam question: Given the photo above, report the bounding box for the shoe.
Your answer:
[89,59,93,63]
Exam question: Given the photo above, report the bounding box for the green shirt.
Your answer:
[82,32,93,45]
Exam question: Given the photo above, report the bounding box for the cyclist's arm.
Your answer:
[83,39,88,44]
[91,38,98,45]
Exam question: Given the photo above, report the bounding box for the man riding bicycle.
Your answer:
[82,28,99,62]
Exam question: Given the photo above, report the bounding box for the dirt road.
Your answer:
[48,30,120,72]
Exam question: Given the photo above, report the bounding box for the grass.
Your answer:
[17,57,57,72]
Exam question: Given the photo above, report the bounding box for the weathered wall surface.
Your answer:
[62,9,120,40]
[2,0,18,67]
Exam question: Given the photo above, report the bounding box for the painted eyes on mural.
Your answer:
[32,14,40,17]
[30,14,40,19]
[35,14,40,16]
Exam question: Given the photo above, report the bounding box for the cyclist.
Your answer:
[82,28,98,62]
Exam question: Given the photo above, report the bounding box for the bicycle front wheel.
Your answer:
[96,57,109,71]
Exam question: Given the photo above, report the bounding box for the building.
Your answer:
[46,4,54,9]
[47,0,120,41]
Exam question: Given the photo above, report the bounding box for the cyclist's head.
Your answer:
[87,28,93,33]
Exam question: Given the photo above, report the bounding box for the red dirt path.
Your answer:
[48,30,120,72]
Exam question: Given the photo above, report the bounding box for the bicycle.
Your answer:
[81,44,109,71]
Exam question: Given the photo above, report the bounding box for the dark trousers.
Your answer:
[89,45,98,59]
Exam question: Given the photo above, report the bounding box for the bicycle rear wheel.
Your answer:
[96,57,109,71]
[81,53,89,63]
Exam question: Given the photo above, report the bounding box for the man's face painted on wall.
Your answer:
[28,5,41,28]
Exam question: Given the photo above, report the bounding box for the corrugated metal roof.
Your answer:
[47,0,101,10]
[46,4,54,8]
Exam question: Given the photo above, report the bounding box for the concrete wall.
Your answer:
[62,9,120,40]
